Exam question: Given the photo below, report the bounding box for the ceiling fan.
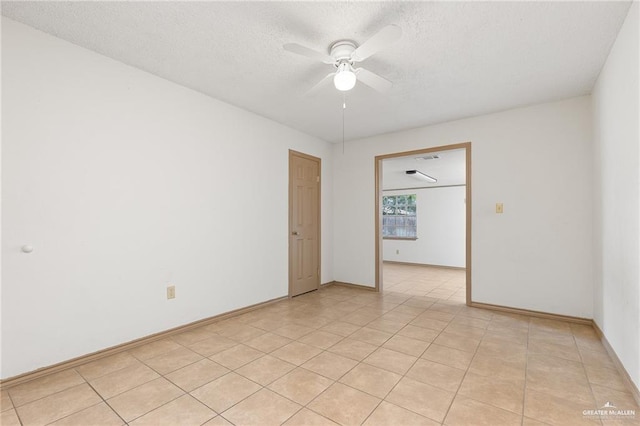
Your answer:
[283,24,402,94]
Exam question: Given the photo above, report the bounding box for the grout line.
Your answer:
[83,380,128,425]
[5,391,24,426]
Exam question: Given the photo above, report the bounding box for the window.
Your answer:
[382,194,417,239]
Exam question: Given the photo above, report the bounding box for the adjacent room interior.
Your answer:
[1,1,639,425]
[380,147,467,301]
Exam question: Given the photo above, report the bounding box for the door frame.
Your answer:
[374,142,472,305]
[288,150,322,298]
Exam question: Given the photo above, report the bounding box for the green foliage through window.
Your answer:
[382,194,417,238]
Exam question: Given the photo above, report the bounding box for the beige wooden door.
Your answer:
[289,150,320,297]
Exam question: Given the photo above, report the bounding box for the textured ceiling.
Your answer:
[1,1,632,143]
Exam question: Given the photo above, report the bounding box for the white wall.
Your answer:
[334,96,593,318]
[592,2,639,392]
[0,18,333,379]
[383,186,465,267]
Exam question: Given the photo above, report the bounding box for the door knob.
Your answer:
[292,231,299,235]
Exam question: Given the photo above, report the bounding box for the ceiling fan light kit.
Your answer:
[334,62,357,91]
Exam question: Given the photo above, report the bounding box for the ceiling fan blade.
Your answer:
[284,43,335,64]
[305,72,335,96]
[355,68,393,93]
[351,24,402,62]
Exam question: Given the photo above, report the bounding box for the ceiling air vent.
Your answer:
[415,154,440,160]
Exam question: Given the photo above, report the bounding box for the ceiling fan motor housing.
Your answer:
[330,40,357,64]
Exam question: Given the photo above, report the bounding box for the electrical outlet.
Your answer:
[496,203,504,214]
[167,285,176,300]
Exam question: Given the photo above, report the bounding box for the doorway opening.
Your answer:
[374,142,471,305]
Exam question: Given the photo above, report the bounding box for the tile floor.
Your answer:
[1,264,638,425]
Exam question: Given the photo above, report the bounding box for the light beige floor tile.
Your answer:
[476,339,527,362]
[319,321,360,337]
[341,312,379,326]
[222,388,301,426]
[444,395,522,426]
[328,338,378,361]
[76,352,139,381]
[8,369,85,407]
[403,298,436,309]
[143,346,203,375]
[0,409,21,426]
[107,378,184,422]
[524,389,600,425]
[468,353,526,381]
[184,334,238,357]
[456,306,493,320]
[268,368,333,405]
[223,324,266,342]
[129,394,215,426]
[385,376,455,423]
[527,353,586,379]
[172,328,216,346]
[245,332,293,352]
[363,347,417,375]
[526,369,594,406]
[90,361,160,399]
[526,380,595,406]
[129,338,182,361]
[301,351,358,380]
[529,318,572,334]
[1,390,14,412]
[298,330,344,349]
[235,355,296,385]
[272,324,315,339]
[521,417,550,426]
[421,343,474,369]
[406,358,466,392]
[208,344,264,370]
[392,304,426,316]
[249,316,288,331]
[481,327,527,345]
[349,327,393,346]
[397,324,440,342]
[383,334,431,357]
[271,341,322,366]
[584,364,630,393]
[366,318,406,333]
[590,384,640,413]
[308,383,380,425]
[457,371,524,414]
[363,401,439,426]
[433,331,481,353]
[528,338,581,362]
[380,311,417,324]
[16,383,102,426]
[191,372,261,413]
[420,310,456,322]
[339,363,401,399]
[579,347,616,369]
[410,316,449,331]
[49,402,124,426]
[451,315,490,329]
[202,415,234,425]
[296,314,335,330]
[283,408,339,425]
[165,359,229,392]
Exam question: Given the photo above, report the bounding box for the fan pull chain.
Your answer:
[342,93,346,154]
